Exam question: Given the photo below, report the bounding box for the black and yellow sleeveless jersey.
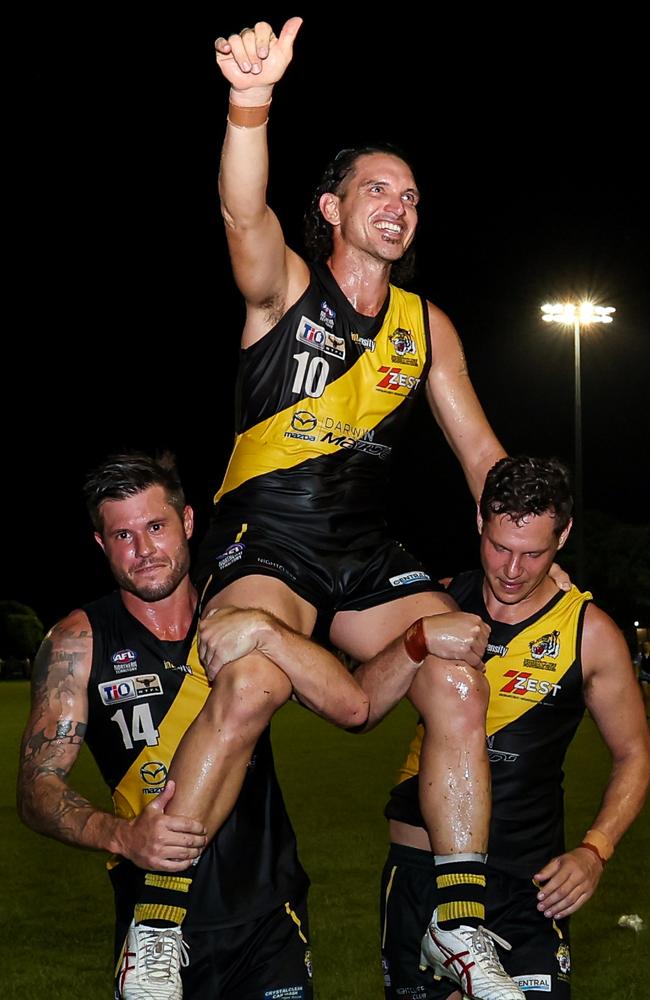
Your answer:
[385,573,592,876]
[84,591,308,929]
[213,263,431,532]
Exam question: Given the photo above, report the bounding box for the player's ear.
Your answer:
[319,192,341,227]
[94,531,106,553]
[476,506,484,536]
[556,518,573,551]
[183,505,194,540]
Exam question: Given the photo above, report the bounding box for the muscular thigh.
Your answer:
[204,575,318,636]
[331,591,457,662]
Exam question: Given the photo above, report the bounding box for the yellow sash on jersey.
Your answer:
[397,586,591,783]
[111,635,209,822]
[215,285,427,502]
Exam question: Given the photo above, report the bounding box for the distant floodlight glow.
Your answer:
[541,301,615,325]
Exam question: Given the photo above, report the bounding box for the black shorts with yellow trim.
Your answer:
[114,891,312,1000]
[380,844,571,999]
[195,513,440,616]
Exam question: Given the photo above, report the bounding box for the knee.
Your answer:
[412,658,489,731]
[207,654,292,728]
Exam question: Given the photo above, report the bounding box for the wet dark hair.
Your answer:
[480,456,573,535]
[303,144,417,286]
[83,451,185,532]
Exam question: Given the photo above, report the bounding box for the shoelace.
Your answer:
[464,925,512,975]
[140,928,190,981]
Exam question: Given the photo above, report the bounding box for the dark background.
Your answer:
[8,8,648,630]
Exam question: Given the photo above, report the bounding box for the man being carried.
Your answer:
[125,18,549,1000]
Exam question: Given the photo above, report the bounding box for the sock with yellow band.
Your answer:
[134,870,195,928]
[433,852,487,930]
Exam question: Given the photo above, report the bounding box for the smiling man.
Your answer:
[381,456,650,999]
[119,17,534,1000]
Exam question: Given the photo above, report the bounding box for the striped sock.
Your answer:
[134,871,194,928]
[433,853,487,930]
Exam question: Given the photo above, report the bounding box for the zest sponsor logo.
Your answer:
[500,670,561,698]
[376,366,421,393]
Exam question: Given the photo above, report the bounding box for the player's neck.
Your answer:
[482,576,560,626]
[120,578,197,641]
[327,249,391,316]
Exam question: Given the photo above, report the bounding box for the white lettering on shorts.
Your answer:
[389,571,431,587]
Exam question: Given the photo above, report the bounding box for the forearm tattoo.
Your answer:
[18,621,97,843]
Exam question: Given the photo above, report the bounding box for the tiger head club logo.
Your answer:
[556,942,571,975]
[529,629,560,660]
[389,328,416,356]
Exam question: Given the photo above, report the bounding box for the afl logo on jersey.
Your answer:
[217,542,246,570]
[140,761,167,786]
[111,649,139,675]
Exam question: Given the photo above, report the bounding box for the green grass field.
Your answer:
[2,681,648,997]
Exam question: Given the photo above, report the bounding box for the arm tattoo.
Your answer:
[17,617,96,845]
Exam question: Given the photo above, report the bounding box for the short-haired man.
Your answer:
[18,452,342,999]
[380,456,650,998]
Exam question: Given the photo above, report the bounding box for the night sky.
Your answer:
[9,9,648,630]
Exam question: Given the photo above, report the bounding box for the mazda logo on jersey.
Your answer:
[98,673,163,706]
[140,761,168,785]
[291,410,318,432]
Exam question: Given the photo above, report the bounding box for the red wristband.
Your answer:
[404,618,427,664]
[579,842,606,868]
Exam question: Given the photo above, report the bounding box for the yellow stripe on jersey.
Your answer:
[397,587,591,782]
[111,635,210,821]
[484,586,591,737]
[215,285,427,503]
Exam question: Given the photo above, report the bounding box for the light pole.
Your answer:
[540,301,615,588]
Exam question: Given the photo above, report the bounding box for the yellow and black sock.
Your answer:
[134,871,194,928]
[434,853,487,930]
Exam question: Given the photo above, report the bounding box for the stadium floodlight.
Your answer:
[540,301,615,588]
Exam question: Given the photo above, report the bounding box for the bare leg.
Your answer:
[167,650,292,837]
[334,595,524,1000]
[166,575,317,835]
[332,590,489,854]
[408,655,490,853]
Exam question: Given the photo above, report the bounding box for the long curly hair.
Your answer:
[303,144,417,287]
